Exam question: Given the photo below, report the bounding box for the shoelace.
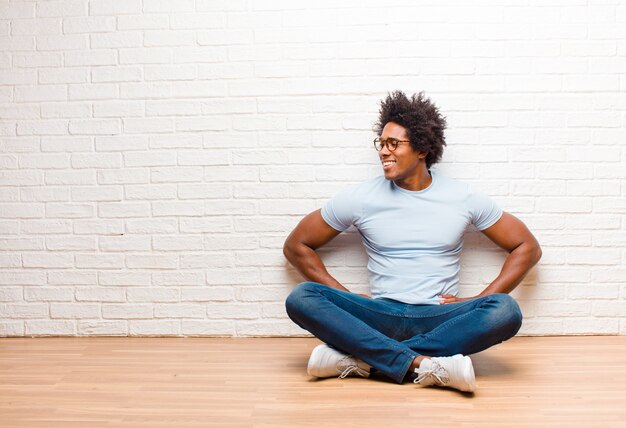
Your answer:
[337,356,369,379]
[413,360,450,386]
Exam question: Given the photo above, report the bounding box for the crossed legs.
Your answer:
[285,282,523,384]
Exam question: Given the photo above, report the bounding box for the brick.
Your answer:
[90,32,142,49]
[38,69,88,85]
[119,48,173,65]
[94,101,144,118]
[36,34,87,51]
[75,254,124,269]
[152,201,204,217]
[126,218,177,234]
[95,135,149,152]
[17,120,68,136]
[129,320,180,336]
[154,303,204,318]
[46,236,96,251]
[125,255,177,269]
[180,253,234,269]
[63,16,115,34]
[45,170,95,185]
[206,302,260,319]
[123,118,173,134]
[78,321,127,335]
[145,99,200,116]
[125,184,177,200]
[50,303,100,319]
[73,219,124,235]
[178,150,229,166]
[562,318,618,335]
[26,320,75,335]
[0,254,21,268]
[0,322,24,336]
[69,84,119,101]
[97,234,152,251]
[182,320,234,336]
[41,102,91,119]
[0,271,45,286]
[22,253,73,268]
[64,50,117,66]
[103,304,152,319]
[76,287,125,302]
[181,287,233,302]
[205,200,255,216]
[127,288,178,303]
[97,168,150,184]
[152,235,203,251]
[37,0,87,17]
[41,136,92,152]
[151,167,203,183]
[143,30,195,47]
[92,67,142,83]
[98,271,150,286]
[69,119,120,135]
[117,14,169,30]
[48,271,97,285]
[178,184,231,199]
[152,271,204,286]
[0,171,43,186]
[89,0,141,15]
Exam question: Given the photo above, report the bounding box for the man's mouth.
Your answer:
[382,160,396,170]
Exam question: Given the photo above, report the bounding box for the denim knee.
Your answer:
[485,293,523,338]
[285,282,322,320]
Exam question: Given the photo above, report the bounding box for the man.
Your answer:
[283,91,542,393]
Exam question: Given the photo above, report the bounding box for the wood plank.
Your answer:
[0,336,624,427]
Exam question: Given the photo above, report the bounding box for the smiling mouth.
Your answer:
[382,160,396,168]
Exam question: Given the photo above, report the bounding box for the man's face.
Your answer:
[378,122,425,182]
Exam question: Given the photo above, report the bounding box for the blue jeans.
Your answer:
[285,281,523,384]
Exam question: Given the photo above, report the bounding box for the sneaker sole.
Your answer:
[459,355,476,392]
[307,344,328,378]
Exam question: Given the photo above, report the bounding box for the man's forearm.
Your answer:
[478,242,542,297]
[283,243,350,292]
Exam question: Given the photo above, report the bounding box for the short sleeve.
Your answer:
[467,186,503,231]
[320,185,360,232]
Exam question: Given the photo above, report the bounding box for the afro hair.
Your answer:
[373,91,447,168]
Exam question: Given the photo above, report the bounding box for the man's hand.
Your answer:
[439,294,477,305]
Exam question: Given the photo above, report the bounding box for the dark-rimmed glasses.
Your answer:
[373,137,410,152]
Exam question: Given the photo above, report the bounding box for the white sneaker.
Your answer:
[413,354,476,392]
[307,344,371,379]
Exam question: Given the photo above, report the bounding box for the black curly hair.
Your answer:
[373,91,447,169]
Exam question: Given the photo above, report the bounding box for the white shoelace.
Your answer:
[337,356,370,379]
[413,360,450,386]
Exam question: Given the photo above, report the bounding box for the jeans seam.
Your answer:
[407,300,488,346]
[318,287,407,318]
[401,297,481,319]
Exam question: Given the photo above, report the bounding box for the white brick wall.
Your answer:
[1,0,625,337]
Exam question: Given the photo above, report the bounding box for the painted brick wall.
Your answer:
[1,0,625,337]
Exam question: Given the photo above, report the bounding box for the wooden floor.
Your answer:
[0,336,624,427]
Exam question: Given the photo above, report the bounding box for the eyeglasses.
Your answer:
[373,137,410,152]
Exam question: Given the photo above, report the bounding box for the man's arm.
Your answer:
[440,212,542,304]
[283,209,351,293]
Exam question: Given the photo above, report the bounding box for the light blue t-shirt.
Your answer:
[321,171,503,305]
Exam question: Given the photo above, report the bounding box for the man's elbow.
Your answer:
[531,241,542,266]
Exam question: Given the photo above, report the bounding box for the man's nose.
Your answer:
[379,142,392,155]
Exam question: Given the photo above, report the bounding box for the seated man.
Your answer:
[283,91,542,393]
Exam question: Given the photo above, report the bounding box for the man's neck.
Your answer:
[394,168,432,192]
